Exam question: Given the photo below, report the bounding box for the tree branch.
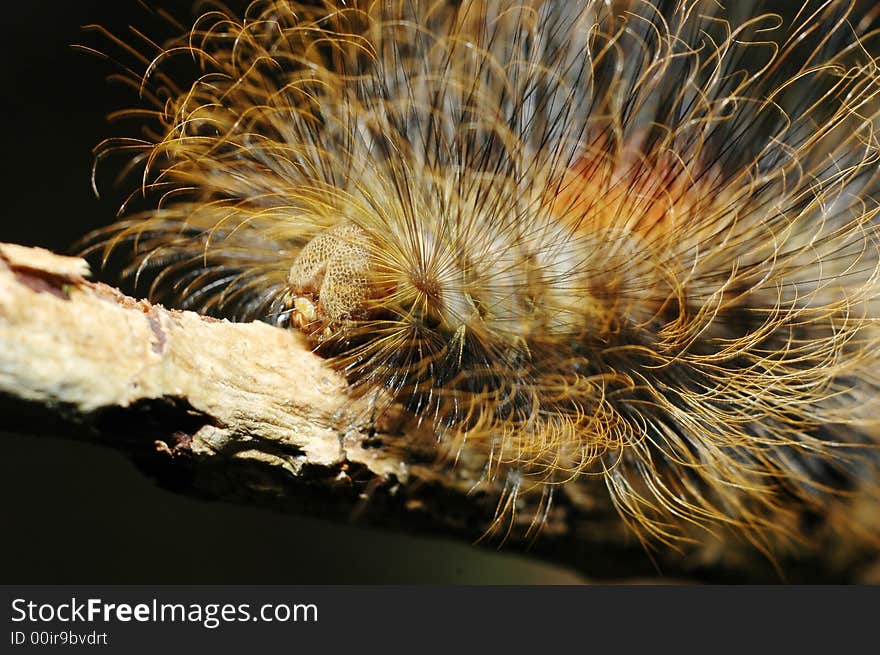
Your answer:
[2,242,873,582]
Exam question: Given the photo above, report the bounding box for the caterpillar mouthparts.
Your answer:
[89,0,880,560]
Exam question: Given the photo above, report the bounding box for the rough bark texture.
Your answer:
[1,242,875,583]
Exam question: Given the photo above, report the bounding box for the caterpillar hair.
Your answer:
[85,0,880,563]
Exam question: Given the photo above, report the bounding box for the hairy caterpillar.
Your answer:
[86,0,880,562]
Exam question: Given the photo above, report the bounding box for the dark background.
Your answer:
[0,2,582,584]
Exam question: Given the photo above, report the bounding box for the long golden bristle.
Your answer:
[86,0,880,557]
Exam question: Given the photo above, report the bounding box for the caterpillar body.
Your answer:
[90,0,880,565]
